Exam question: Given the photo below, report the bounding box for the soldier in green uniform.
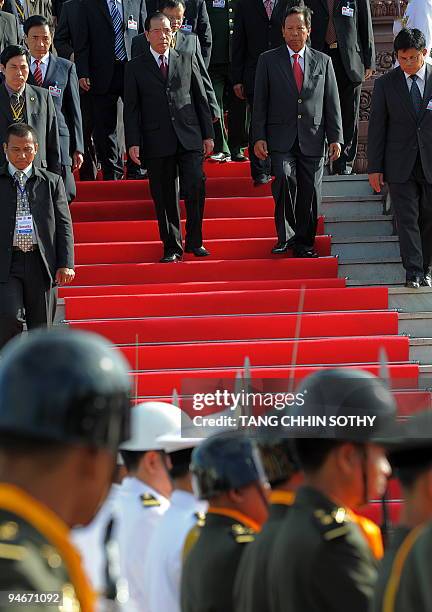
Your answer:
[268,368,396,612]
[0,328,131,612]
[373,410,432,612]
[180,431,269,612]
[205,0,248,162]
[233,422,303,612]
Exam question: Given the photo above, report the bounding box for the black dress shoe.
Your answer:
[160,252,182,263]
[209,152,230,163]
[253,174,272,186]
[294,246,319,258]
[421,275,432,287]
[185,246,210,257]
[271,238,296,254]
[405,274,422,288]
[127,170,147,180]
[231,153,249,162]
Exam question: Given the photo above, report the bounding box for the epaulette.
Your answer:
[314,508,350,541]
[194,512,206,527]
[231,523,255,544]
[140,493,161,508]
[182,521,204,561]
[0,520,26,561]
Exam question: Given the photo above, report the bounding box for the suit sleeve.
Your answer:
[131,34,147,59]
[64,63,84,155]
[53,175,74,270]
[53,8,74,60]
[74,0,90,79]
[12,15,20,45]
[123,62,142,149]
[357,0,375,70]
[231,0,246,85]
[196,0,212,68]
[324,56,344,145]
[46,92,62,175]
[367,77,387,175]
[195,37,220,119]
[251,54,269,144]
[139,0,147,33]
[191,53,214,140]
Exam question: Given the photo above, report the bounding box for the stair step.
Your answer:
[325,216,394,237]
[399,312,432,338]
[321,197,385,218]
[322,174,374,197]
[389,287,432,313]
[341,259,405,286]
[410,338,432,365]
[332,236,399,259]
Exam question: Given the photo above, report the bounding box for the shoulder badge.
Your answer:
[194,512,206,527]
[231,523,255,544]
[314,508,350,541]
[0,521,19,541]
[140,493,161,508]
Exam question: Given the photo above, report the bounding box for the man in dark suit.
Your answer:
[132,0,219,120]
[0,0,20,51]
[368,28,432,289]
[25,15,83,203]
[0,123,74,349]
[3,0,53,34]
[75,0,147,180]
[305,0,374,174]
[0,44,61,173]
[253,5,343,257]
[232,0,290,185]
[53,0,98,181]
[124,12,214,262]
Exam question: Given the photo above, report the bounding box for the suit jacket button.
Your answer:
[229,7,233,11]
[298,99,302,103]
[230,30,233,34]
[298,114,302,118]
[172,117,175,121]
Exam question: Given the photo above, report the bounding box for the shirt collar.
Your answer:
[31,53,50,66]
[287,45,306,59]
[149,46,170,63]
[4,82,25,97]
[8,161,33,178]
[404,61,426,81]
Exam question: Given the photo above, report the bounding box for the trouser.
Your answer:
[247,91,271,180]
[209,64,248,156]
[145,144,206,254]
[271,141,324,249]
[388,156,432,277]
[325,46,361,171]
[79,90,98,181]
[62,164,76,203]
[0,249,56,350]
[91,62,141,180]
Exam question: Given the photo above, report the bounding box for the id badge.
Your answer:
[427,99,432,111]
[48,85,62,97]
[16,215,34,235]
[180,22,193,32]
[342,5,354,16]
[128,17,138,30]
[213,0,225,7]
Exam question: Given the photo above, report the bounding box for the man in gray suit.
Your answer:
[0,1,20,51]
[368,28,432,288]
[253,4,343,258]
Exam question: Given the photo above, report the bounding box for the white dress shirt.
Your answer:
[404,62,426,97]
[142,490,207,612]
[30,53,50,83]
[287,45,306,72]
[150,45,170,68]
[113,476,170,612]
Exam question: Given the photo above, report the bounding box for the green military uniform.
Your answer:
[0,509,82,612]
[233,499,292,612]
[268,486,378,612]
[205,0,248,156]
[372,526,412,612]
[181,511,256,612]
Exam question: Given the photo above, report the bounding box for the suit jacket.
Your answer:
[252,46,343,156]
[368,63,432,184]
[231,0,290,97]
[0,83,61,174]
[124,48,214,158]
[75,0,147,94]
[3,0,53,24]
[53,0,81,60]
[27,54,84,167]
[0,165,74,283]
[305,0,374,82]
[146,0,212,67]
[0,10,20,51]
[131,31,219,118]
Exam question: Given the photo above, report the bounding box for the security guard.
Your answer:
[234,423,302,612]
[0,328,132,612]
[268,368,395,612]
[181,431,269,612]
[373,410,432,612]
[115,401,182,612]
[206,0,248,162]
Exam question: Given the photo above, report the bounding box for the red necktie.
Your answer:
[159,55,168,79]
[33,59,43,86]
[293,54,303,93]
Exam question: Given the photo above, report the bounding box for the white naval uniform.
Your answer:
[114,476,170,612]
[141,490,207,612]
[393,0,432,56]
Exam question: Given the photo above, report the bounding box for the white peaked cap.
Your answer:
[156,410,202,453]
[119,401,183,451]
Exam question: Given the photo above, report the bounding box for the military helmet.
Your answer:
[0,328,131,450]
[119,401,183,451]
[191,431,268,500]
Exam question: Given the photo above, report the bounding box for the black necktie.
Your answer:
[410,74,423,116]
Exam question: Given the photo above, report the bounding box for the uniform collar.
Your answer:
[120,476,169,503]
[207,507,261,532]
[269,490,296,506]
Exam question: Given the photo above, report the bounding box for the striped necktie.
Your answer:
[15,0,25,24]
[10,92,25,123]
[14,171,34,252]
[33,59,43,86]
[108,0,127,61]
[410,74,423,116]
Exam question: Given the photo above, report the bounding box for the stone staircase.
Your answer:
[323,174,432,372]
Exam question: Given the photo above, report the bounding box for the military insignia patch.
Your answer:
[140,493,161,508]
[231,523,255,544]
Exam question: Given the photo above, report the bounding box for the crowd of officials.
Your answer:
[1,329,432,612]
